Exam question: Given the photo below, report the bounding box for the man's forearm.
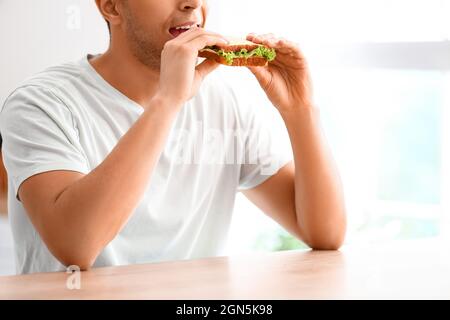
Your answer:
[280,107,346,249]
[51,95,182,267]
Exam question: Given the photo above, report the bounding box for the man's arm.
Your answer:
[16,28,227,270]
[19,96,180,269]
[243,33,346,250]
[243,108,346,250]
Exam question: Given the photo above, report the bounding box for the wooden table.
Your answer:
[0,240,449,299]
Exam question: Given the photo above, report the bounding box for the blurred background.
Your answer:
[1,0,449,275]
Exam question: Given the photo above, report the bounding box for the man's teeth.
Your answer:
[175,25,198,30]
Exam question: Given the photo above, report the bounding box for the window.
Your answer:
[206,0,450,253]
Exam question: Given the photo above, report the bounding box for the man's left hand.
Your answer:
[246,33,313,113]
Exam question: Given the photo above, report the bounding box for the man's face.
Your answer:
[119,0,207,71]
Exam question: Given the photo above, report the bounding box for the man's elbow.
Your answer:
[50,243,99,271]
[303,225,347,251]
[59,254,96,271]
[308,238,344,251]
[41,225,107,271]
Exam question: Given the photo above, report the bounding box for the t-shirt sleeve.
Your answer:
[0,86,90,200]
[237,89,293,191]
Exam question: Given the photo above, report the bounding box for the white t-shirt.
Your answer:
[0,55,292,274]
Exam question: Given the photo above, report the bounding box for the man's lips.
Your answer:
[169,28,190,38]
[168,22,201,38]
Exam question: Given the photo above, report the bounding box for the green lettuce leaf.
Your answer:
[205,45,277,65]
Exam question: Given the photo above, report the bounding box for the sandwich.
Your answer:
[198,37,276,67]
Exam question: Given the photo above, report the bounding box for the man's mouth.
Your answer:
[169,23,201,38]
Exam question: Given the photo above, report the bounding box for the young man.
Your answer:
[0,0,346,274]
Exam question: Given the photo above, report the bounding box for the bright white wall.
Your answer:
[0,0,108,105]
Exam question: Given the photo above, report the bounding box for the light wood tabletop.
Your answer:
[0,239,449,300]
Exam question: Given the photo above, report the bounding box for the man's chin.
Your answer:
[129,45,163,72]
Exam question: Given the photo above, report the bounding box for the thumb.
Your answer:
[247,66,272,90]
[196,58,220,79]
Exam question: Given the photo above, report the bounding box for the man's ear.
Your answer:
[95,0,123,28]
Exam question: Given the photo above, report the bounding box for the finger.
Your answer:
[256,35,290,50]
[247,34,291,54]
[247,34,279,48]
[277,38,301,52]
[174,27,228,44]
[188,34,229,51]
[277,39,305,60]
[247,33,276,43]
[249,34,302,57]
[255,33,276,40]
[196,58,220,79]
[247,65,273,91]
[247,33,256,40]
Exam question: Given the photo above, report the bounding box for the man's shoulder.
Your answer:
[1,58,86,112]
[1,59,88,124]
[25,59,83,89]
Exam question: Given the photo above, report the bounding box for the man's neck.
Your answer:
[89,44,160,109]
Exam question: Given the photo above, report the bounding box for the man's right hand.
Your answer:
[157,27,228,106]
[14,29,230,271]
